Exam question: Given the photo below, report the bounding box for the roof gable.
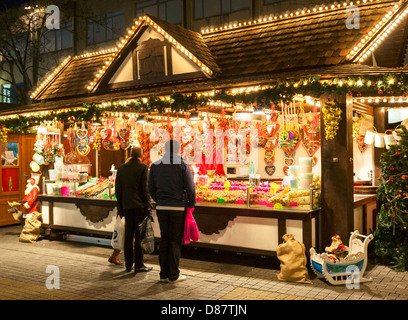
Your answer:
[93,16,219,92]
[31,14,219,102]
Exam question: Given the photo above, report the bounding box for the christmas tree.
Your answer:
[374,125,408,271]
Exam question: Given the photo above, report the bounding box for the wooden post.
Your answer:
[373,107,388,185]
[320,93,354,246]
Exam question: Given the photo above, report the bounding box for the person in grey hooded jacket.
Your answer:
[148,139,195,282]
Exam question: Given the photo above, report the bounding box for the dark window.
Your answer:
[41,21,72,53]
[194,0,249,19]
[1,83,22,104]
[87,9,125,45]
[264,0,282,4]
[135,0,181,25]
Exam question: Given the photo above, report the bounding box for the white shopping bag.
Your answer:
[111,216,125,250]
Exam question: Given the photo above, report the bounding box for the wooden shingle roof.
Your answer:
[202,0,405,78]
[32,52,115,101]
[29,0,408,103]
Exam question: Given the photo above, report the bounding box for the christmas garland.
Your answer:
[2,72,408,133]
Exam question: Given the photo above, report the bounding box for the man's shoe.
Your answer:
[135,266,153,273]
[159,278,169,283]
[169,274,187,283]
[108,257,123,265]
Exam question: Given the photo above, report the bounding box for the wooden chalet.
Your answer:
[1,0,408,246]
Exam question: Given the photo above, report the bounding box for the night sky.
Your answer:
[0,0,28,9]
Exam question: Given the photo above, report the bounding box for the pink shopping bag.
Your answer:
[183,207,200,244]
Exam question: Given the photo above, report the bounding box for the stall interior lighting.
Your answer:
[189,111,201,121]
[354,97,408,103]
[252,109,265,115]
[136,115,147,124]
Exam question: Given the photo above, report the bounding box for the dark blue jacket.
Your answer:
[148,153,196,208]
[115,158,151,213]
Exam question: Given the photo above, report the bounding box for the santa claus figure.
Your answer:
[325,234,349,261]
[22,178,39,219]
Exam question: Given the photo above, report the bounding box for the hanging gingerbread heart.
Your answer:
[77,145,90,156]
[76,128,88,139]
[76,137,89,147]
[265,165,276,176]
[102,138,120,151]
[120,139,130,150]
[301,125,321,157]
[118,127,130,139]
[284,158,295,166]
[265,156,275,165]
[88,125,96,135]
[100,128,112,140]
[264,149,274,159]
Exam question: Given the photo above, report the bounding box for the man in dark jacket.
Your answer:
[115,147,152,273]
[148,139,195,283]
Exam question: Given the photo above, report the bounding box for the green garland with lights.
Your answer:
[2,72,408,133]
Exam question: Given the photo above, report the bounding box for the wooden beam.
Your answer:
[373,107,388,185]
[320,93,354,246]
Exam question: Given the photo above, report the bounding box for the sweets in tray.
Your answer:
[75,178,112,198]
[195,178,320,209]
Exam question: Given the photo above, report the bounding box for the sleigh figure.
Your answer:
[310,230,373,285]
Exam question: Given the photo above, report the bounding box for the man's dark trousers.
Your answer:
[124,208,147,271]
[157,209,186,281]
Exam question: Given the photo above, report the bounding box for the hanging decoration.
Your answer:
[0,125,8,143]
[76,122,90,156]
[102,119,120,151]
[118,119,131,150]
[300,98,321,156]
[301,118,321,157]
[356,135,368,153]
[93,129,101,151]
[5,72,408,133]
[265,165,276,176]
[322,100,342,140]
[278,101,301,159]
[137,129,153,165]
[352,114,362,140]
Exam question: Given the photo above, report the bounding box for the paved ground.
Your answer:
[1,224,408,312]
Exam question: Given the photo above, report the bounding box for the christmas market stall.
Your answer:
[1,0,408,257]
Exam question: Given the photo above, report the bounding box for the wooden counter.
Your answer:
[38,195,321,257]
[353,193,378,235]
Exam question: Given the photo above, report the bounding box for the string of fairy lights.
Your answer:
[5,72,408,133]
